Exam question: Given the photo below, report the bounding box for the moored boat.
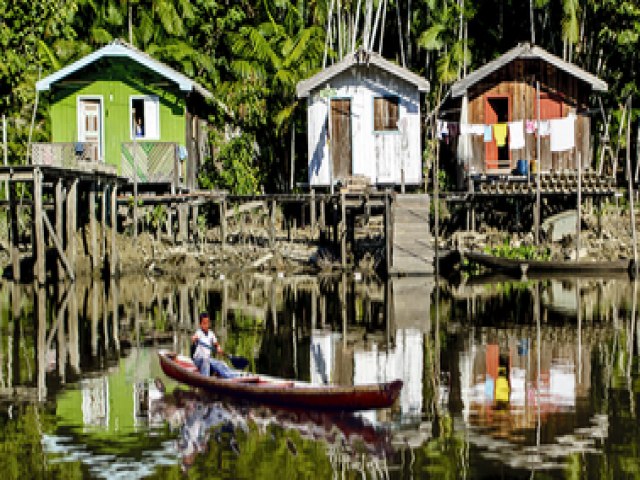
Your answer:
[158,350,403,411]
[463,250,633,275]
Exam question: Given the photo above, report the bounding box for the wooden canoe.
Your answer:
[158,351,402,411]
[463,250,632,275]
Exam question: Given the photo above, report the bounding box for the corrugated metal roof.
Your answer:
[296,50,430,98]
[36,39,213,99]
[451,43,608,97]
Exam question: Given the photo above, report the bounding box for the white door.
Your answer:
[78,98,102,162]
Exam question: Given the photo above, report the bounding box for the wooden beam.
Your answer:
[66,179,78,272]
[36,285,47,401]
[101,184,107,260]
[55,179,64,281]
[110,185,118,276]
[33,168,46,284]
[341,192,347,268]
[8,182,20,282]
[42,211,75,281]
[90,182,98,270]
[310,189,316,239]
[221,198,228,249]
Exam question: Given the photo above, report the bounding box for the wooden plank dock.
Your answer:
[389,194,434,275]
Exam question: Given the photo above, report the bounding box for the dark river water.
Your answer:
[0,273,638,479]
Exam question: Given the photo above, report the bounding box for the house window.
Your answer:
[130,96,160,140]
[374,96,399,131]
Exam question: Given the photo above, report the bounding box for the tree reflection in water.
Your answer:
[0,274,639,478]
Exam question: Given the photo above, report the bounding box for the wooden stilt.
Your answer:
[68,284,80,373]
[101,185,107,260]
[110,185,118,276]
[319,198,326,231]
[42,212,75,281]
[33,168,46,284]
[385,192,392,274]
[341,192,347,268]
[90,182,98,270]
[66,179,78,273]
[91,282,98,356]
[55,179,64,280]
[178,204,188,243]
[221,198,228,249]
[8,182,20,282]
[56,287,67,383]
[310,190,317,239]
[35,285,46,401]
[269,200,276,248]
[111,278,120,351]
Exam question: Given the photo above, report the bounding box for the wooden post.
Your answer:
[535,80,542,245]
[90,182,98,270]
[35,285,46,401]
[2,114,7,200]
[269,199,276,248]
[110,184,118,276]
[8,181,20,282]
[221,198,228,249]
[91,283,98,356]
[33,168,46,284]
[66,179,78,273]
[191,205,199,246]
[101,185,107,260]
[385,192,392,274]
[626,97,638,275]
[42,211,75,281]
[111,278,120,351]
[55,179,64,280]
[310,189,317,239]
[177,204,187,243]
[576,152,582,261]
[319,197,326,230]
[68,284,80,373]
[340,192,347,268]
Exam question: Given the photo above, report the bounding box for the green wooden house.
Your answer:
[34,39,213,189]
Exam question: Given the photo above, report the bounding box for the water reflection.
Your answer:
[0,274,638,478]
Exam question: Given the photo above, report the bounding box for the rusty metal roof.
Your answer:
[451,43,608,97]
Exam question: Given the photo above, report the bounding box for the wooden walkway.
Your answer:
[389,194,434,275]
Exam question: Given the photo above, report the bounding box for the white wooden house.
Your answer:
[296,50,429,188]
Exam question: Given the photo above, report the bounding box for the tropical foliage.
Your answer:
[2,0,640,192]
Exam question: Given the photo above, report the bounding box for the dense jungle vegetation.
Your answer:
[1,0,639,192]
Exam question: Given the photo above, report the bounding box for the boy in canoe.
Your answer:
[191,312,238,378]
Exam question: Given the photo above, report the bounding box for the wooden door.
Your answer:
[78,98,102,162]
[330,99,352,180]
[484,96,510,171]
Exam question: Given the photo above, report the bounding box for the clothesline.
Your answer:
[438,114,577,152]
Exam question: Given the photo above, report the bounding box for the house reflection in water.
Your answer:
[310,278,433,420]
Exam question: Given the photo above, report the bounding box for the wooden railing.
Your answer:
[121,142,180,185]
[31,142,100,168]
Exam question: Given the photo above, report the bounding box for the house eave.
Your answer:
[36,41,212,98]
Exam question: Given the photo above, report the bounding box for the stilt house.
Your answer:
[439,43,608,189]
[34,39,214,189]
[297,50,429,189]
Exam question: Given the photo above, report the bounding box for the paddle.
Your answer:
[193,339,250,370]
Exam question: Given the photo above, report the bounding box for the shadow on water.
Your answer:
[0,273,639,478]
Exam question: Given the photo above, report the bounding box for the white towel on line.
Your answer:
[508,120,525,150]
[550,115,575,152]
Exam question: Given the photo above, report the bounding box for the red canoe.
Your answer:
[158,350,402,411]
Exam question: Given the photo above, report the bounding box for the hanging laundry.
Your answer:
[525,120,536,134]
[538,120,551,136]
[550,115,575,152]
[447,122,459,138]
[471,124,486,135]
[493,123,508,147]
[508,121,525,150]
[483,125,493,142]
[460,123,472,135]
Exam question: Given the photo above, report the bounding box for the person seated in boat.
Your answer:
[191,313,238,379]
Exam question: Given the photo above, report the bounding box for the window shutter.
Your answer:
[144,97,160,139]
